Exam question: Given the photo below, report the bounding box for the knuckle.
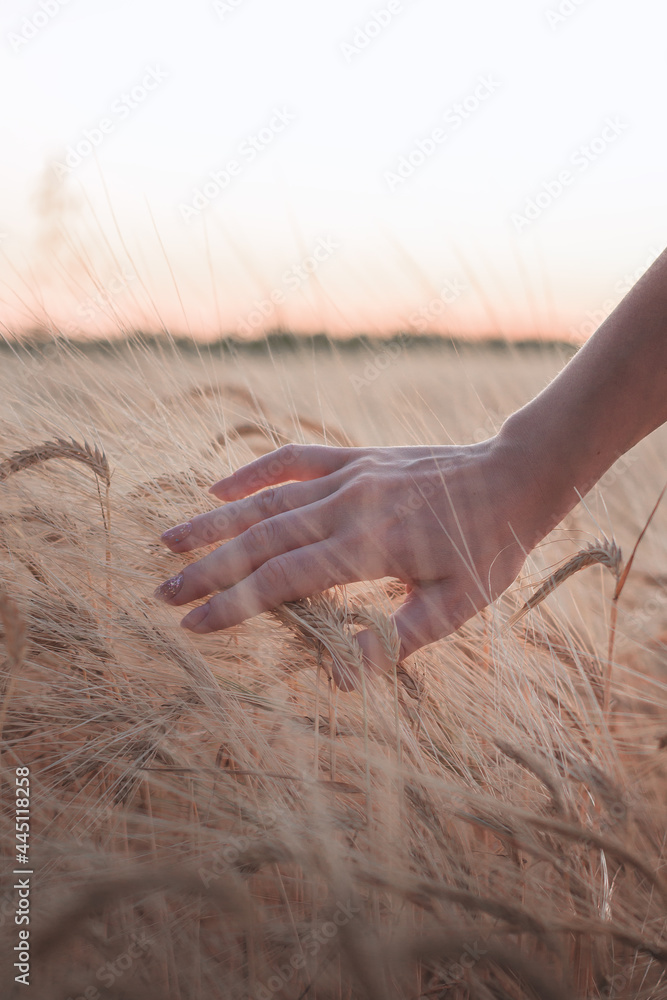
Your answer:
[206,508,231,538]
[279,442,298,462]
[266,443,298,474]
[340,469,377,502]
[244,517,278,553]
[256,556,292,598]
[254,486,280,515]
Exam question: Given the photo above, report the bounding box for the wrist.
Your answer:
[493,407,590,546]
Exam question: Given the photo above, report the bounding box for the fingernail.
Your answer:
[153,573,184,602]
[181,604,210,631]
[161,522,192,545]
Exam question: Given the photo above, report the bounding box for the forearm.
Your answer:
[500,247,667,540]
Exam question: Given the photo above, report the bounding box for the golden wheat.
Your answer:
[0,436,110,486]
[1,343,666,999]
[507,538,622,628]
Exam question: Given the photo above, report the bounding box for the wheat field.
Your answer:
[1,335,666,1000]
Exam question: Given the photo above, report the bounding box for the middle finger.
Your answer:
[160,475,340,552]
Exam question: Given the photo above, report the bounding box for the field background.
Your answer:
[1,338,667,999]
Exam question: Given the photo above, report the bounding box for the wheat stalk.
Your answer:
[506,539,622,630]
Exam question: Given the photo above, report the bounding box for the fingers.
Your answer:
[209,443,354,501]
[161,476,339,553]
[330,581,475,692]
[179,541,357,633]
[156,505,328,607]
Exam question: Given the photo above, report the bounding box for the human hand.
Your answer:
[154,437,549,688]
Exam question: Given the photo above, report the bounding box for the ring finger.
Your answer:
[155,502,330,607]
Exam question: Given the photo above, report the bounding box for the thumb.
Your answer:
[392,579,471,659]
[339,580,469,692]
[330,628,392,692]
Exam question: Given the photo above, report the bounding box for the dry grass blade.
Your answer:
[506,539,622,629]
[0,587,27,671]
[217,421,290,446]
[34,868,254,959]
[0,586,28,734]
[605,479,667,712]
[407,927,572,1000]
[613,479,667,601]
[0,436,110,486]
[495,738,566,815]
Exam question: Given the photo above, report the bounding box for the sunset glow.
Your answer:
[1,0,664,340]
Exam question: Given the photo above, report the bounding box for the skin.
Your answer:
[155,248,667,689]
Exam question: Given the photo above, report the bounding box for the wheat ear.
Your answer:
[506,539,622,630]
[0,438,112,600]
[0,437,110,486]
[271,595,364,685]
[272,592,429,701]
[345,604,401,666]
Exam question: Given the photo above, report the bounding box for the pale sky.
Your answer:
[0,0,665,340]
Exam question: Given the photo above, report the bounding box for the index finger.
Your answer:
[209,443,355,501]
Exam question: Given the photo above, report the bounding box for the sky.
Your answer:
[0,0,665,341]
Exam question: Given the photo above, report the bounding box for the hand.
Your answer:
[154,437,547,688]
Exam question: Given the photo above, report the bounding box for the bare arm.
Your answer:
[154,248,667,688]
[502,246,667,544]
